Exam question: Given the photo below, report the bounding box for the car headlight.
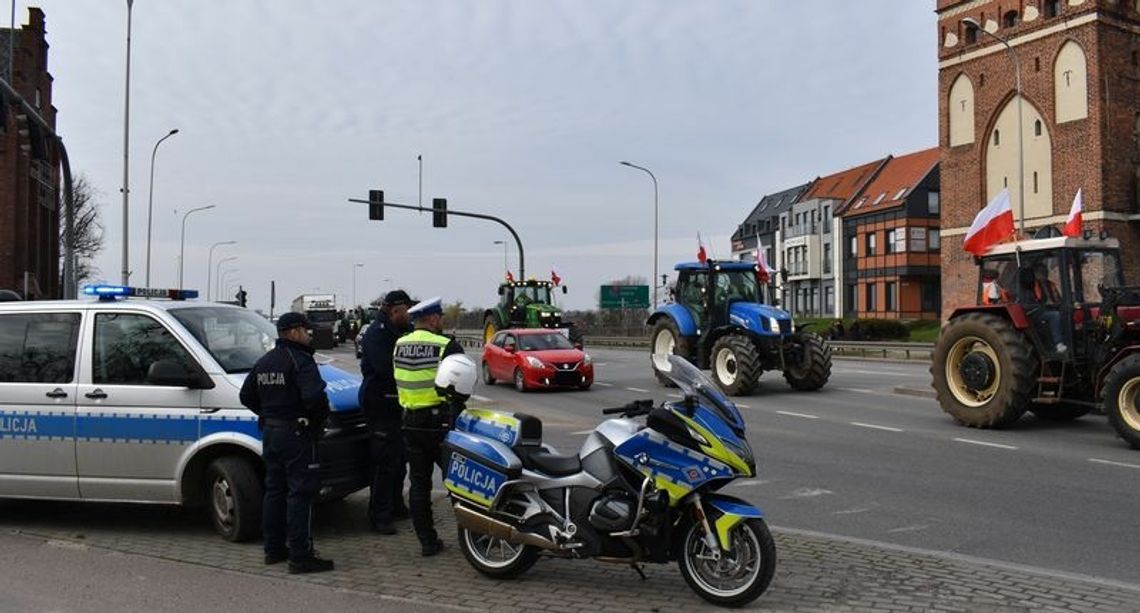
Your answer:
[582,353,592,365]
[525,356,545,369]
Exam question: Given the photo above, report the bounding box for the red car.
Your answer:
[482,329,593,391]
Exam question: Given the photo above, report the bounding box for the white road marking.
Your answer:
[570,430,594,435]
[735,479,767,486]
[736,403,752,409]
[667,393,684,399]
[851,422,903,432]
[840,387,878,394]
[780,488,833,499]
[594,362,609,366]
[594,382,614,387]
[626,387,650,393]
[832,507,874,516]
[776,410,819,420]
[471,394,491,402]
[953,438,1018,450]
[835,368,924,377]
[1089,458,1140,469]
[887,524,931,534]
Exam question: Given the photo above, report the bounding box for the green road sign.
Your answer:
[600,285,650,309]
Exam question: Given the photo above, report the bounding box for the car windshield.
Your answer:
[665,355,746,432]
[170,306,277,374]
[518,332,573,351]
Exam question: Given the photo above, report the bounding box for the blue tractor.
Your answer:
[647,260,831,395]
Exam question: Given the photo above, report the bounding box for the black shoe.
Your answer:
[288,555,335,574]
[421,539,445,557]
[371,521,397,535]
[264,551,288,565]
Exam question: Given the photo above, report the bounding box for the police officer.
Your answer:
[358,289,415,534]
[393,296,464,556]
[239,312,334,574]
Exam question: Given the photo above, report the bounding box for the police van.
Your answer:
[0,285,370,541]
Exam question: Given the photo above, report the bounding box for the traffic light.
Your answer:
[432,198,447,228]
[236,286,248,308]
[368,189,384,220]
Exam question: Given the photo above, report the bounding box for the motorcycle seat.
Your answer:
[517,446,581,476]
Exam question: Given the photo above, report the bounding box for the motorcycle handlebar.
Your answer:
[601,399,654,416]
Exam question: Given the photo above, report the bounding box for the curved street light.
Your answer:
[215,256,237,299]
[219,267,239,301]
[493,240,509,273]
[352,263,364,309]
[620,160,659,307]
[206,240,236,301]
[120,0,135,284]
[178,204,215,290]
[145,128,179,286]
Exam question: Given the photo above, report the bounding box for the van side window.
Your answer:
[93,313,196,385]
[0,313,81,383]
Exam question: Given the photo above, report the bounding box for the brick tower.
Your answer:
[937,0,1140,315]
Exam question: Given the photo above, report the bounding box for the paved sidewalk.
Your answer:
[1,495,1136,612]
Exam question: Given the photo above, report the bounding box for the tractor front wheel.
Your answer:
[931,313,1036,428]
[710,335,762,396]
[651,318,690,388]
[1102,354,1140,449]
[483,313,502,344]
[783,332,831,391]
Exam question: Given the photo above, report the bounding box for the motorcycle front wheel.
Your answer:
[457,525,540,579]
[678,517,776,607]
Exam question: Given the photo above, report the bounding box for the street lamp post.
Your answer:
[215,256,237,299]
[178,204,215,290]
[352,263,364,309]
[206,240,236,301]
[963,17,1025,235]
[145,128,180,286]
[219,268,239,300]
[493,240,509,273]
[620,161,659,307]
[120,0,135,284]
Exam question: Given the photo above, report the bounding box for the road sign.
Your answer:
[600,285,649,309]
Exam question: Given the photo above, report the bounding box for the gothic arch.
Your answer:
[985,94,1054,221]
[1054,39,1089,123]
[948,73,975,146]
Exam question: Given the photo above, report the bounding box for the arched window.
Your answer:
[1003,10,1020,28]
[993,129,1001,146]
[1035,119,1043,136]
[1055,41,1089,123]
[1044,0,1061,18]
[964,24,979,44]
[948,74,976,146]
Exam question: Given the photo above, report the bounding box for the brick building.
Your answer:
[937,0,1140,316]
[0,8,59,299]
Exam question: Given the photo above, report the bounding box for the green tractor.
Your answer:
[483,279,583,345]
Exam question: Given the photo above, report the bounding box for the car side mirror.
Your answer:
[562,286,568,294]
[147,359,212,389]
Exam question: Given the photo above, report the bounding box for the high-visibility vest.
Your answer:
[393,329,450,410]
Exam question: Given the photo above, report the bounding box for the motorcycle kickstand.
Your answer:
[630,563,647,581]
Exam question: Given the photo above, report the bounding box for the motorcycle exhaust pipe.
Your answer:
[453,504,560,551]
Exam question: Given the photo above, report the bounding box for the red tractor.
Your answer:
[931,235,1140,448]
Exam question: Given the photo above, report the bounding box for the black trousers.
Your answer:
[368,419,408,525]
[262,425,319,562]
[402,408,451,545]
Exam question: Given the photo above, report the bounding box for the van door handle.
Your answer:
[46,388,68,399]
[85,389,108,400]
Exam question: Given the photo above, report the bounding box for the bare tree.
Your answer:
[58,175,104,287]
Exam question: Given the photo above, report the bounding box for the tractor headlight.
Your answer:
[767,316,780,333]
[525,356,546,369]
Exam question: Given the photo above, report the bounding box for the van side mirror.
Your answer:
[147,359,212,389]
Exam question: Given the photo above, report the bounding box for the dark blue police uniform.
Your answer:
[358,294,413,532]
[239,312,332,573]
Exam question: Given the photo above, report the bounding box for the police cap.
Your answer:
[408,296,443,320]
[276,312,309,331]
[383,289,415,308]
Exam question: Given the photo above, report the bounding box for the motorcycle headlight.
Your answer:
[525,356,546,369]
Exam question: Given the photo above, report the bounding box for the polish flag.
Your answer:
[755,245,773,283]
[551,266,562,286]
[697,234,708,264]
[506,270,515,283]
[1063,188,1083,237]
[963,188,1015,256]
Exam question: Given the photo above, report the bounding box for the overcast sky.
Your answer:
[26,0,937,312]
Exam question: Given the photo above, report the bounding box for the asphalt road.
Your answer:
[324,342,1140,587]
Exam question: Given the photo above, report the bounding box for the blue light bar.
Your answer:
[82,284,199,301]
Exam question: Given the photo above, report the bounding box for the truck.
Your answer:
[291,293,339,350]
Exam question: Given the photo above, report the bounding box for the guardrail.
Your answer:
[451,330,934,360]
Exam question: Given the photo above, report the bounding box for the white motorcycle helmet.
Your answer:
[435,354,477,401]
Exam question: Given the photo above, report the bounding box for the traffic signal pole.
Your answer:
[349,194,526,281]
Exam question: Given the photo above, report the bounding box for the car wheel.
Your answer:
[514,368,528,393]
[482,361,496,385]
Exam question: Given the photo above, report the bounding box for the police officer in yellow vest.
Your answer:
[394,296,465,556]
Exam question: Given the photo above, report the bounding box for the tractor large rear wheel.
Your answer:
[783,332,831,391]
[651,318,690,387]
[931,313,1036,428]
[1102,354,1140,449]
[484,313,503,344]
[710,335,762,396]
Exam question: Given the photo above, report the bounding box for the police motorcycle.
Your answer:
[442,355,775,607]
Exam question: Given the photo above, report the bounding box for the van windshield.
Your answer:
[169,306,277,373]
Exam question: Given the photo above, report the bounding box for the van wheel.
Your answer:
[206,457,262,542]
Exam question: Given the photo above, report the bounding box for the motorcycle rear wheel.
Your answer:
[678,517,776,607]
[457,525,540,579]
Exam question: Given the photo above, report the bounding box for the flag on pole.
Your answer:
[697,234,707,264]
[551,266,562,286]
[506,270,515,283]
[963,188,1016,256]
[756,243,773,283]
[1063,188,1083,238]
